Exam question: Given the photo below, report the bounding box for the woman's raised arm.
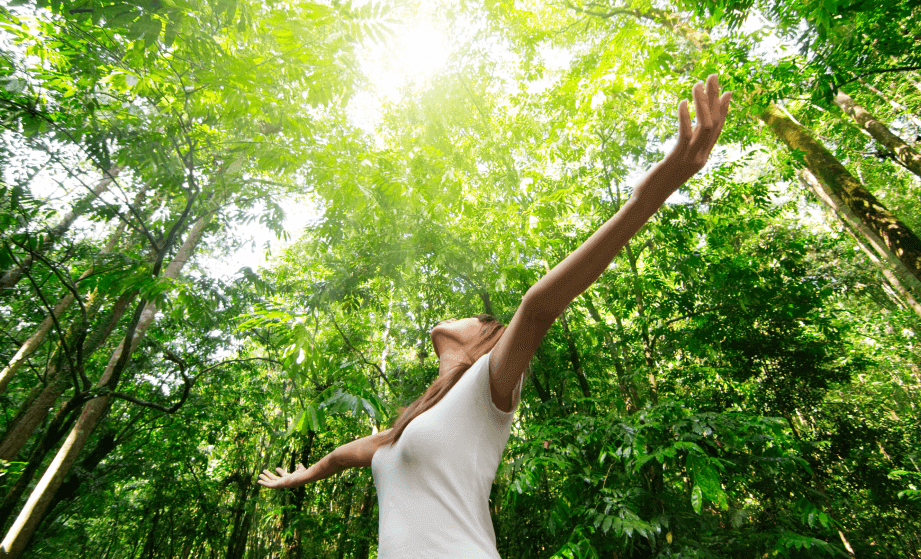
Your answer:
[488,74,731,411]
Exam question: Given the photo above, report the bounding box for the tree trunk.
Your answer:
[0,169,119,290]
[353,481,376,559]
[479,291,494,315]
[0,213,211,558]
[226,472,259,559]
[0,189,132,395]
[623,240,658,404]
[0,399,80,532]
[42,430,119,523]
[282,431,314,559]
[528,361,550,403]
[0,294,74,396]
[834,89,921,179]
[0,290,134,461]
[140,507,161,559]
[761,104,921,285]
[796,169,921,317]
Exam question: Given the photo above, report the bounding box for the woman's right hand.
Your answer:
[258,463,307,489]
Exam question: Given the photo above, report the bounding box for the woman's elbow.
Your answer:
[521,289,564,324]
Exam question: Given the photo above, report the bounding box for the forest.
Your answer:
[0,0,919,556]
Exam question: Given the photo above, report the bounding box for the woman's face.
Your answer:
[429,317,482,358]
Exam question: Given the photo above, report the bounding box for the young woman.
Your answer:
[259,74,732,557]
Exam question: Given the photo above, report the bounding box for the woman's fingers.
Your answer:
[719,91,732,123]
[275,467,287,476]
[677,99,692,147]
[692,81,712,131]
[706,74,720,115]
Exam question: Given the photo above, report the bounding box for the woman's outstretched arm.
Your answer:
[258,429,391,489]
[489,74,731,411]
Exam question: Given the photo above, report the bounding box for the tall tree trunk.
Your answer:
[761,104,921,285]
[834,89,921,179]
[0,213,211,558]
[0,187,134,395]
[226,472,259,559]
[479,291,494,315]
[0,399,80,532]
[796,169,921,317]
[0,169,119,290]
[352,481,376,559]
[0,290,134,461]
[623,240,658,404]
[42,429,120,524]
[140,507,161,559]
[282,431,314,559]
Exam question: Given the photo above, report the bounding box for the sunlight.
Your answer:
[387,21,449,85]
[350,10,452,133]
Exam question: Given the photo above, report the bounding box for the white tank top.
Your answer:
[371,352,522,558]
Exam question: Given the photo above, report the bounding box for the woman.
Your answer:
[259,75,732,557]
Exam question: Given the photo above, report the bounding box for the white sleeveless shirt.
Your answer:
[371,352,522,558]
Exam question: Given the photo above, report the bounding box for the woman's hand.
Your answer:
[258,463,307,490]
[636,74,732,202]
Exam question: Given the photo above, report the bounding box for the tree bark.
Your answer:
[796,169,921,317]
[761,104,921,285]
[0,290,133,461]
[0,213,211,558]
[0,188,133,395]
[479,291,494,315]
[834,89,921,179]
[623,240,658,404]
[353,480,376,559]
[0,399,80,532]
[281,431,314,559]
[140,507,161,559]
[335,480,355,559]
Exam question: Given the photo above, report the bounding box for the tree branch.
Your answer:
[328,315,393,390]
[835,66,921,90]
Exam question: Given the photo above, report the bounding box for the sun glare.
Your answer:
[350,9,451,133]
[389,22,449,83]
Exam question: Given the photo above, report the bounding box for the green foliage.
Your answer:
[3,0,920,557]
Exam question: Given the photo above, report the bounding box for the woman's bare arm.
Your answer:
[488,75,732,411]
[258,429,391,489]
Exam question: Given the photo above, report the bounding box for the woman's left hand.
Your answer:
[660,74,732,186]
[258,463,307,489]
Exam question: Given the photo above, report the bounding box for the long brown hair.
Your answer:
[380,314,505,446]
